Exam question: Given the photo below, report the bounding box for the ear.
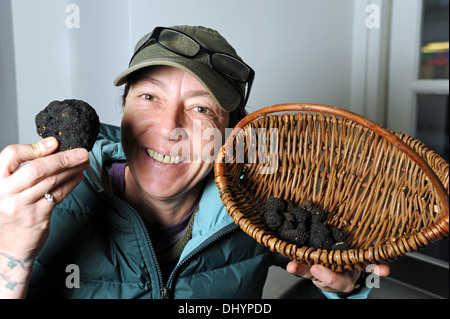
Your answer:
[121,83,132,109]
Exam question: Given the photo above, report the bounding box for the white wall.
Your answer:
[6,0,361,145]
[128,0,355,113]
[0,0,18,151]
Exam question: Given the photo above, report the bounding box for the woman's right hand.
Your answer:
[0,137,89,297]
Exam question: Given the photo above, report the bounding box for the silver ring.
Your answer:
[44,192,54,203]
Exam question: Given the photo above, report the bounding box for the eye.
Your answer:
[141,94,156,101]
[195,106,210,114]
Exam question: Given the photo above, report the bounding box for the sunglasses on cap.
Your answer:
[129,27,255,107]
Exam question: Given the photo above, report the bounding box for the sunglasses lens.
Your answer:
[158,29,200,57]
[211,53,250,83]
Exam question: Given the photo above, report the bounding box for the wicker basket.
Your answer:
[214,103,449,272]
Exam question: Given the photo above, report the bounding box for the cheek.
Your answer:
[120,106,149,157]
[120,110,135,145]
[191,119,228,164]
[201,128,224,162]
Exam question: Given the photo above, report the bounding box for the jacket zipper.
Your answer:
[162,222,239,298]
[100,191,166,298]
[101,190,240,299]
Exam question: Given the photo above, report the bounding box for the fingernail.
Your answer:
[74,148,89,160]
[42,137,57,148]
[311,265,323,276]
[286,262,296,274]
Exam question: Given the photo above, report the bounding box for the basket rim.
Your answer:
[214,103,449,269]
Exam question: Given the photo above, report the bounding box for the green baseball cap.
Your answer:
[113,25,251,112]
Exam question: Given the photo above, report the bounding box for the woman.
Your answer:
[0,25,388,299]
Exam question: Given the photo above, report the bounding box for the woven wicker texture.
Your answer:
[214,104,449,272]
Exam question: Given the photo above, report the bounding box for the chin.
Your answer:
[137,165,212,200]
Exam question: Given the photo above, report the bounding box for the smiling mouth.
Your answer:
[146,148,185,164]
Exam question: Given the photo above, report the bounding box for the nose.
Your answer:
[154,102,188,141]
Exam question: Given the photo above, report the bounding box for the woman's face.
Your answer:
[121,66,229,200]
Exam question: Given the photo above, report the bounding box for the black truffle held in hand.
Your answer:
[35,99,100,152]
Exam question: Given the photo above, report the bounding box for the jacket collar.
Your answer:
[86,123,126,190]
[87,123,234,253]
[179,174,234,261]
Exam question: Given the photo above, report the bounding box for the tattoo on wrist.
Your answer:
[0,272,27,290]
[0,252,33,270]
[0,252,33,291]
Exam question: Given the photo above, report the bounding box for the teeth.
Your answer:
[146,148,184,164]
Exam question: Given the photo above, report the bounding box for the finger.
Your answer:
[286,261,314,280]
[8,148,89,193]
[310,265,356,293]
[21,163,88,205]
[0,138,59,178]
[19,172,85,237]
[35,170,85,208]
[368,264,390,277]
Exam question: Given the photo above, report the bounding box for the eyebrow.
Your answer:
[186,90,212,99]
[134,76,213,100]
[136,79,211,96]
[135,77,166,90]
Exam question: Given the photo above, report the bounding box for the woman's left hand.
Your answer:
[286,261,390,294]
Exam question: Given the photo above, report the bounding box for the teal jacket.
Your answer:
[27,124,286,299]
[27,124,371,299]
